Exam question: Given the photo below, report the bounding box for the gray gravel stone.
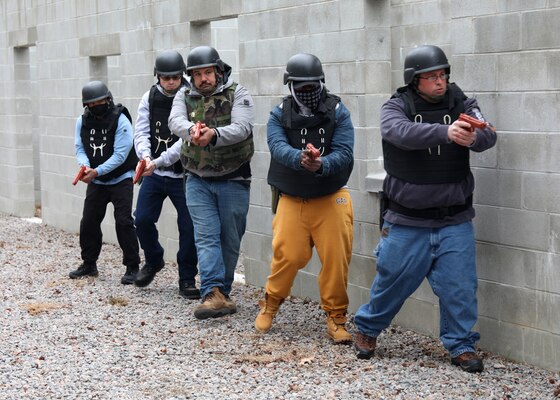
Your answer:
[1,213,559,399]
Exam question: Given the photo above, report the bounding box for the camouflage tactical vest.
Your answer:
[180,83,254,176]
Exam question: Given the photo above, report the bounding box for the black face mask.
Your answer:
[89,103,109,117]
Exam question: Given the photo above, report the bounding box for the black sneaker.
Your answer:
[134,261,164,287]
[121,265,139,285]
[179,282,201,300]
[69,263,98,279]
[451,352,484,373]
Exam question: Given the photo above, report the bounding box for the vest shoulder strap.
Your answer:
[148,85,157,121]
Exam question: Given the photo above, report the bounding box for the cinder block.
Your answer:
[350,189,377,225]
[451,18,474,54]
[248,177,269,208]
[497,132,548,172]
[348,252,376,289]
[341,0,365,30]
[523,9,560,49]
[477,316,525,363]
[522,172,560,213]
[475,14,521,53]
[394,1,449,26]
[244,258,269,290]
[475,205,549,251]
[352,220,378,258]
[523,327,560,370]
[245,204,273,236]
[453,54,498,92]
[497,52,547,92]
[497,0,547,12]
[550,215,560,254]
[393,297,439,338]
[472,168,522,208]
[79,33,121,57]
[308,1,340,34]
[535,292,560,334]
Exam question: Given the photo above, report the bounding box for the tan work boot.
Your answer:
[254,294,283,333]
[194,287,231,320]
[326,312,353,344]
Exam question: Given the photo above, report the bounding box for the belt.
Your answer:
[387,195,473,220]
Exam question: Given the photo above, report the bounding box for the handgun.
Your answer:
[72,166,86,185]
[133,159,146,184]
[458,113,487,132]
[306,143,321,159]
[192,121,202,140]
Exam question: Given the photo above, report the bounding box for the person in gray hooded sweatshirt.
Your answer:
[133,50,199,300]
[168,46,255,320]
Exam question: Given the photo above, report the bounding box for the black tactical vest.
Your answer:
[80,104,137,182]
[382,84,469,184]
[267,93,353,198]
[148,86,182,173]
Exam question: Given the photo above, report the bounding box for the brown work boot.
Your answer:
[451,351,484,373]
[254,294,283,333]
[193,287,231,320]
[354,331,377,359]
[326,312,353,344]
[224,294,237,315]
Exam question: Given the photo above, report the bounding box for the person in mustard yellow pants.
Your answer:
[254,53,355,343]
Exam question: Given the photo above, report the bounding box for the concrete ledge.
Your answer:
[79,33,121,57]
[8,27,37,47]
[365,172,386,193]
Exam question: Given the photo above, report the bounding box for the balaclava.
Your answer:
[290,81,323,115]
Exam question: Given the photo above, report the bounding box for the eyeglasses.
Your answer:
[160,75,182,81]
[418,73,449,82]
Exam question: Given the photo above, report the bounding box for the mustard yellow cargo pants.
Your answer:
[264,188,354,313]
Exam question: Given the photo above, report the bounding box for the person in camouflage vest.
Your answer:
[169,46,255,320]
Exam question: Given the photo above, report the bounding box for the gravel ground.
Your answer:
[1,213,559,400]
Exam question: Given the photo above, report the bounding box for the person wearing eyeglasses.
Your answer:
[132,50,200,299]
[353,45,497,373]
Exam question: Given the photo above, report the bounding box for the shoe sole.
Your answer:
[180,292,201,300]
[452,361,484,373]
[355,345,375,360]
[194,308,232,320]
[330,336,353,345]
[69,272,99,279]
[134,275,156,287]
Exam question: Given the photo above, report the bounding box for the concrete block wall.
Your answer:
[1,0,560,370]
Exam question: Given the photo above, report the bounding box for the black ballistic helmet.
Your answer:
[154,50,186,76]
[186,46,224,76]
[403,45,450,85]
[283,53,325,85]
[82,81,111,105]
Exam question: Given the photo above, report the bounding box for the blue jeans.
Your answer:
[185,174,250,297]
[134,174,198,285]
[354,221,480,358]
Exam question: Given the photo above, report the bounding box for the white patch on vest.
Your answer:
[336,197,347,205]
[155,136,172,153]
[90,143,106,157]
